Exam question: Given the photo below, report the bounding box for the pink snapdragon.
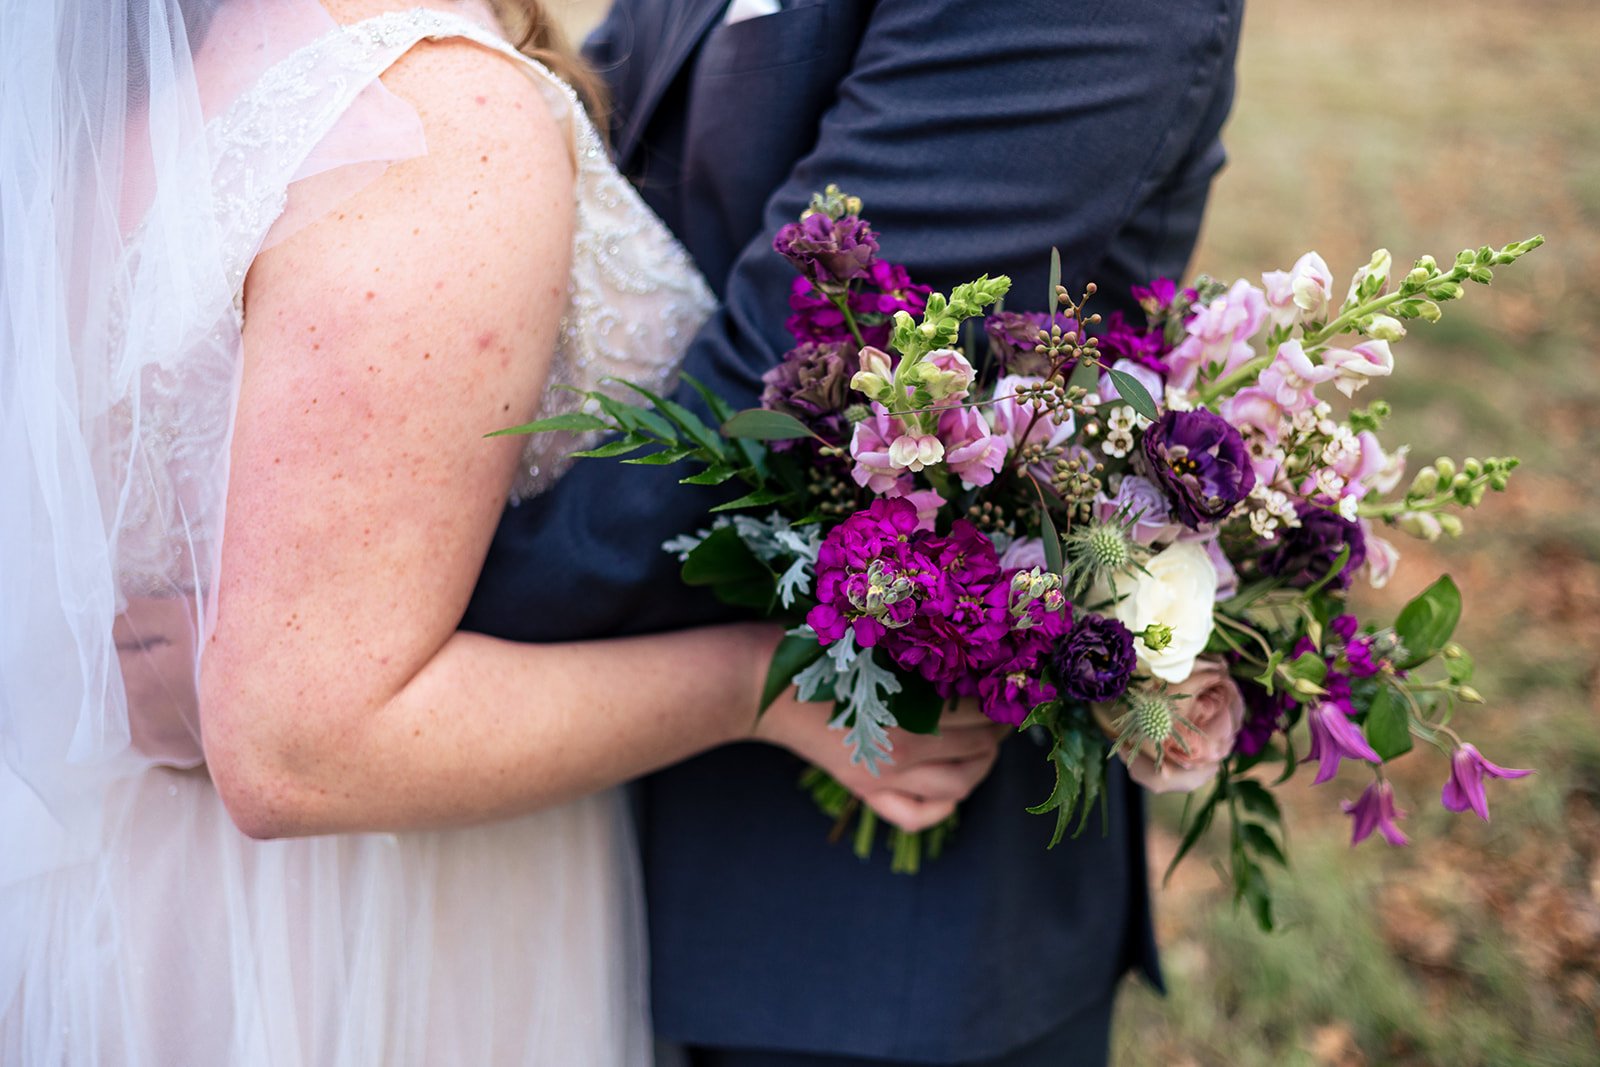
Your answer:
[849,405,910,494]
[1258,340,1337,412]
[1359,521,1401,588]
[1220,386,1288,485]
[937,406,1008,488]
[916,348,976,403]
[1166,279,1269,392]
[1261,251,1335,328]
[1323,339,1394,397]
[888,433,944,473]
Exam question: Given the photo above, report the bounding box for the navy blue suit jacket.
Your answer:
[462,1,1242,1060]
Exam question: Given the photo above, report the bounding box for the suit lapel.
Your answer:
[616,0,728,168]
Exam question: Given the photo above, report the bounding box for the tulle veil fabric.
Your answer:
[0,3,649,1062]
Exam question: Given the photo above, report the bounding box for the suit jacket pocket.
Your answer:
[697,1,827,77]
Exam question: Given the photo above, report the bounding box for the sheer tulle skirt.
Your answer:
[0,766,650,1066]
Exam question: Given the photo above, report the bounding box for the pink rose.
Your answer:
[937,406,1008,488]
[1097,657,1245,794]
[1165,279,1268,392]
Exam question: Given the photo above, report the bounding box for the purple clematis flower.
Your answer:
[1142,409,1257,529]
[1441,743,1533,821]
[1304,701,1381,784]
[1341,779,1409,846]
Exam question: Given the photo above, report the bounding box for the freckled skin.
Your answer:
[196,0,1000,842]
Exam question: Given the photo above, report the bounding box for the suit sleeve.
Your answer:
[461,0,1243,642]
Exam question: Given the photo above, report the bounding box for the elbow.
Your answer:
[205,734,320,840]
[200,689,342,841]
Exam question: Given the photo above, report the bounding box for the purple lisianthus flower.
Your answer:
[1141,409,1257,529]
[773,213,879,287]
[1342,780,1409,847]
[983,311,1075,376]
[1233,678,1292,757]
[1258,505,1367,589]
[806,499,944,648]
[1304,700,1381,784]
[1440,743,1533,822]
[760,342,858,447]
[1053,613,1137,703]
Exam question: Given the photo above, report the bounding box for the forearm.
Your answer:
[211,622,776,838]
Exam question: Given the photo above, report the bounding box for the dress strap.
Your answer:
[208,7,585,299]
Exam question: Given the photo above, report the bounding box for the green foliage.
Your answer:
[1108,367,1162,422]
[761,632,826,713]
[720,409,815,441]
[680,526,777,611]
[1394,574,1462,669]
[1024,703,1108,846]
[1363,687,1414,760]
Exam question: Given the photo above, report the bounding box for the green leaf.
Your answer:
[760,633,826,713]
[614,381,725,455]
[709,486,791,513]
[485,410,609,437]
[623,445,700,466]
[681,526,768,586]
[1393,574,1462,668]
[1108,368,1160,423]
[1232,779,1282,823]
[681,373,738,425]
[1163,782,1219,887]
[570,435,648,459]
[720,409,816,441]
[1027,730,1088,848]
[681,465,738,486]
[1288,650,1328,688]
[1240,822,1288,867]
[1363,687,1413,760]
[1048,246,1063,317]
[887,673,946,735]
[1039,502,1065,576]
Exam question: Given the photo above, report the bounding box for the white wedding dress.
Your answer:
[0,3,713,1064]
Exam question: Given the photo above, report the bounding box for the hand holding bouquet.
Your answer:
[500,187,1542,925]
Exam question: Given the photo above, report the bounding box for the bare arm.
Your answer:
[200,33,997,841]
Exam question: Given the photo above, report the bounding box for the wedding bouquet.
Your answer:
[500,187,1541,925]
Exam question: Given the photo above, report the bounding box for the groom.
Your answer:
[465,0,1243,1063]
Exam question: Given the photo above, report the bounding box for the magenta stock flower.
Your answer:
[806,499,944,648]
[1342,779,1410,847]
[977,668,1056,726]
[1096,310,1168,372]
[1441,743,1533,821]
[1304,701,1381,784]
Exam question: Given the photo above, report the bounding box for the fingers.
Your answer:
[882,748,1001,803]
[864,791,957,834]
[890,723,1004,767]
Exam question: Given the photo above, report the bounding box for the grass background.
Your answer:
[548,1,1600,1061]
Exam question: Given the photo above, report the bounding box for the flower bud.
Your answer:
[1438,513,1464,538]
[1289,675,1327,699]
[1434,457,1457,482]
[1409,466,1440,497]
[1417,255,1438,272]
[1138,623,1175,653]
[1398,510,1444,541]
[1366,314,1406,342]
[843,403,872,424]
[1406,266,1431,287]
[1462,457,1483,478]
[850,370,894,402]
[1457,685,1484,704]
[1430,281,1465,301]
[1442,643,1465,660]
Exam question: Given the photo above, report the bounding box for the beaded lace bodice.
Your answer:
[220,8,715,499]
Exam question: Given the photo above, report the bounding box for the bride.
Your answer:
[0,1,1006,1063]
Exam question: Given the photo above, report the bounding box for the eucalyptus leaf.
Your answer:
[1048,246,1062,317]
[1107,368,1160,423]
[1039,503,1065,576]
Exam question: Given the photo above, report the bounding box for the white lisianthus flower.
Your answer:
[1103,540,1219,683]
